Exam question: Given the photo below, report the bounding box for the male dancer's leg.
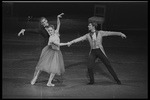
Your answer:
[96,49,121,84]
[87,50,97,85]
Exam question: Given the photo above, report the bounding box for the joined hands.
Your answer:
[67,41,73,47]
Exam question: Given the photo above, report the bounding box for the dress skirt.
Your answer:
[35,45,65,75]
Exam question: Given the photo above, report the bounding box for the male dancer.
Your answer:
[18,13,64,48]
[68,22,126,85]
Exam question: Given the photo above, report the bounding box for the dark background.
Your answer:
[2,1,148,30]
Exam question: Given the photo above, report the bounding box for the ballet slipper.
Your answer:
[30,80,35,85]
[46,83,55,87]
[30,77,37,85]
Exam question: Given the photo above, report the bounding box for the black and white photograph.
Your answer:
[2,1,148,99]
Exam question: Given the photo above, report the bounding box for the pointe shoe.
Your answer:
[46,83,55,87]
[30,78,37,85]
[87,81,94,85]
[30,80,35,85]
[117,80,122,85]
[115,80,122,85]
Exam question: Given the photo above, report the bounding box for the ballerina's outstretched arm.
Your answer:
[55,13,64,36]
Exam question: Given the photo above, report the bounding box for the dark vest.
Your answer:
[90,30,98,40]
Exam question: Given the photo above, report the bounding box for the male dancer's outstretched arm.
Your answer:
[18,28,41,36]
[100,30,127,38]
[68,31,126,46]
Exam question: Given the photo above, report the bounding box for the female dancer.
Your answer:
[30,13,69,87]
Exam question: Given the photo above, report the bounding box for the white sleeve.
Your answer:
[101,30,122,37]
[72,34,87,43]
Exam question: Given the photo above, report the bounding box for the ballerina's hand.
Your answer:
[58,13,64,18]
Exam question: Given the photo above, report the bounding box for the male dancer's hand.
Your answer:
[121,33,127,39]
[18,29,25,36]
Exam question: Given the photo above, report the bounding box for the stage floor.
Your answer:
[2,19,148,99]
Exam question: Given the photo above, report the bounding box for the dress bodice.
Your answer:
[48,33,60,50]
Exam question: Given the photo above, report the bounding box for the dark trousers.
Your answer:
[88,48,120,83]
